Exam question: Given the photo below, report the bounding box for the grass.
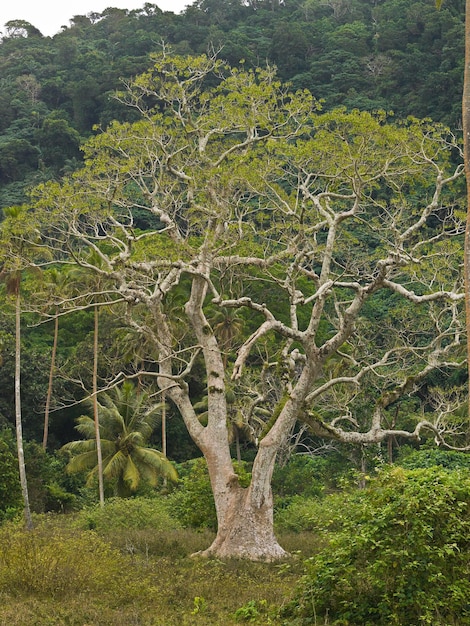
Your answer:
[0,515,319,625]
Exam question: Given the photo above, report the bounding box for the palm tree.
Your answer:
[42,267,71,450]
[67,253,110,506]
[0,206,43,530]
[8,268,33,529]
[62,381,177,497]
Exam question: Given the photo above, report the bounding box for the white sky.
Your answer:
[0,1,189,37]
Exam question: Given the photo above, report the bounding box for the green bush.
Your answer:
[272,455,326,510]
[397,446,470,470]
[275,496,326,533]
[0,432,21,520]
[284,466,470,626]
[168,458,218,530]
[76,496,181,532]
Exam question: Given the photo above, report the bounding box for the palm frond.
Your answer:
[74,415,98,439]
[123,456,140,492]
[65,450,99,474]
[62,439,97,454]
[133,447,178,482]
[99,440,117,456]
[102,450,127,480]
[125,431,145,447]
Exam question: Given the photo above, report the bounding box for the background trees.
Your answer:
[0,0,465,209]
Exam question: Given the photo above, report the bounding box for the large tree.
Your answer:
[26,52,466,560]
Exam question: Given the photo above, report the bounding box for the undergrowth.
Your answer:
[0,510,311,625]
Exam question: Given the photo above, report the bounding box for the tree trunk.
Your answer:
[199,454,287,561]
[162,390,167,488]
[93,305,105,507]
[464,0,470,418]
[14,286,33,530]
[43,308,59,449]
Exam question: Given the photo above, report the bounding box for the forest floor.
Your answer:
[0,519,319,625]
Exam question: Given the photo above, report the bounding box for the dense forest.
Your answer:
[0,1,470,624]
[0,0,465,209]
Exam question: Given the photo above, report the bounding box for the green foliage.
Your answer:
[272,455,327,509]
[284,466,470,626]
[233,599,269,622]
[396,446,470,470]
[191,595,209,615]
[75,496,181,532]
[275,496,327,534]
[24,442,77,513]
[0,430,22,520]
[168,457,218,530]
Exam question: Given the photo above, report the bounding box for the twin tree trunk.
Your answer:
[169,380,288,560]
[161,279,291,561]
[199,435,287,561]
[14,283,33,530]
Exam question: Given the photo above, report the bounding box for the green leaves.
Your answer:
[285,466,470,625]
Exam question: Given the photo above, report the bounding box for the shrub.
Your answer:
[168,458,218,530]
[0,433,21,520]
[397,446,470,470]
[272,455,326,510]
[0,521,142,599]
[275,496,325,533]
[75,496,181,532]
[283,466,470,626]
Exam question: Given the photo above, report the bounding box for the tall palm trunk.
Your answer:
[464,0,470,417]
[93,305,105,506]
[14,279,33,529]
[43,307,59,449]
[161,390,167,457]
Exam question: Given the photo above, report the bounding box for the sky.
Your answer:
[0,0,190,37]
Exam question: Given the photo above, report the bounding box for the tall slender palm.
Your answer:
[10,270,33,529]
[438,0,470,415]
[0,206,33,528]
[68,253,109,505]
[62,381,177,497]
[42,267,70,450]
[463,0,470,417]
[1,204,50,526]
